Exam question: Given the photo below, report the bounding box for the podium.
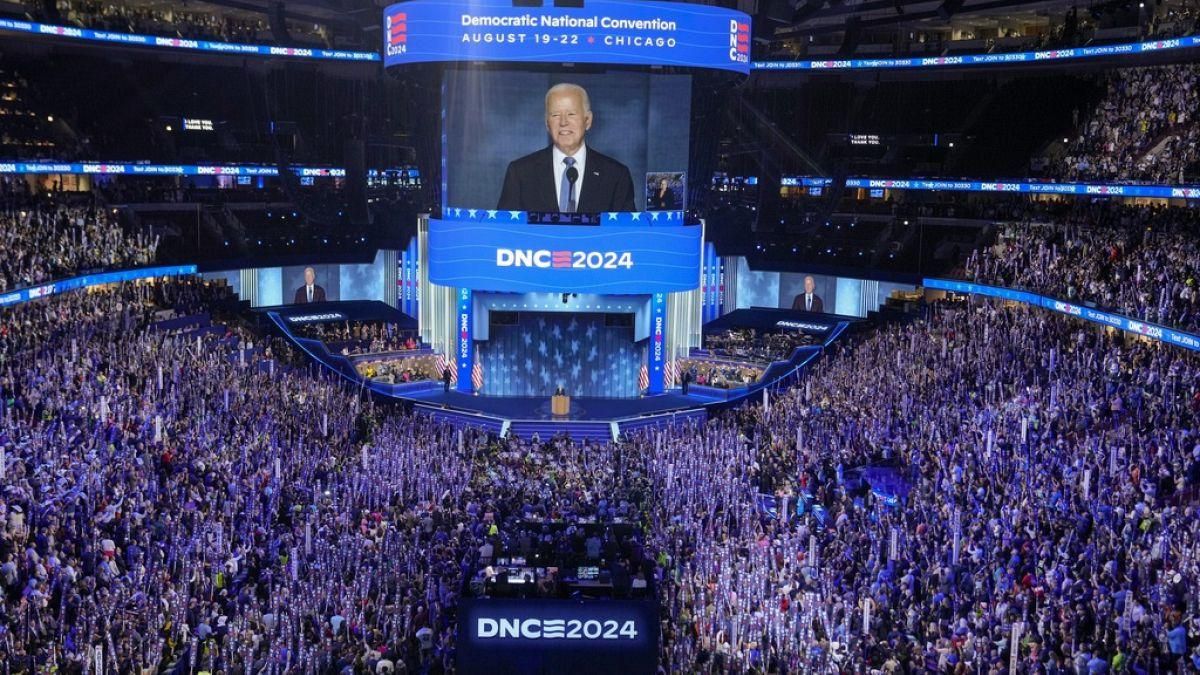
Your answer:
[551,394,571,417]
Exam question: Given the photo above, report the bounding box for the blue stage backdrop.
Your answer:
[479,312,639,397]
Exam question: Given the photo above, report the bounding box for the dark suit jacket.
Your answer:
[497,146,636,213]
[294,285,327,304]
[649,188,677,211]
[791,293,823,313]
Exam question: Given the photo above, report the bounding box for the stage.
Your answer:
[403,390,723,421]
[264,301,854,441]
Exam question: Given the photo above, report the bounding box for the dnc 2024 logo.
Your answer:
[476,617,639,640]
[729,19,749,63]
[496,249,633,270]
[386,12,407,56]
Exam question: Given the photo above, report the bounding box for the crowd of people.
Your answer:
[29,0,330,47]
[466,437,653,600]
[649,299,1200,672]
[963,201,1200,333]
[295,321,421,357]
[355,354,440,384]
[0,67,59,160]
[675,358,765,390]
[703,329,816,365]
[0,277,486,672]
[0,198,159,294]
[1056,64,1200,183]
[4,209,1200,672]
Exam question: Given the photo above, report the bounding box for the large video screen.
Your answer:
[734,258,915,317]
[457,598,658,675]
[428,218,700,294]
[283,264,341,304]
[442,70,691,212]
[383,0,751,74]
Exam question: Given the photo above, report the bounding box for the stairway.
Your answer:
[507,420,615,443]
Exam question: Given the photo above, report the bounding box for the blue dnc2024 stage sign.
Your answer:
[457,598,658,675]
[382,0,751,74]
[427,217,702,294]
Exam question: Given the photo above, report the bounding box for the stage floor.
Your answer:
[403,390,722,421]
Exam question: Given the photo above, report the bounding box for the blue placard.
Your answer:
[383,0,751,74]
[753,36,1200,71]
[427,219,701,294]
[0,265,198,308]
[0,17,377,61]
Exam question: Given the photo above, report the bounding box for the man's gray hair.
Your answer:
[545,83,591,113]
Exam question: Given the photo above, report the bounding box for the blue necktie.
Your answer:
[559,157,576,212]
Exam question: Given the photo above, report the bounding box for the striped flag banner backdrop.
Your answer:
[471,346,484,391]
[433,352,457,384]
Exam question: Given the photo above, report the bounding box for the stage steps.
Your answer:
[617,408,707,437]
[418,406,506,436]
[507,420,615,443]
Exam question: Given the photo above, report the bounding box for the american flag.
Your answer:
[638,361,648,392]
[664,358,677,387]
[433,352,457,384]
[471,347,484,391]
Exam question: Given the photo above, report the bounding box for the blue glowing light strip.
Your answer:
[3,14,1198,72]
[0,17,378,61]
[0,265,199,308]
[754,35,1200,71]
[924,278,1200,352]
[440,207,688,225]
[783,176,1200,199]
[0,162,346,177]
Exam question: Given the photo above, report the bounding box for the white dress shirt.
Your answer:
[306,285,314,302]
[551,143,587,211]
[805,294,813,310]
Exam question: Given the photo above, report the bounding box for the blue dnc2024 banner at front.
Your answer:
[427,218,702,294]
[382,0,751,74]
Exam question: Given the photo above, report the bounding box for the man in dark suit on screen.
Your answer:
[791,275,824,313]
[294,267,327,304]
[497,83,636,213]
